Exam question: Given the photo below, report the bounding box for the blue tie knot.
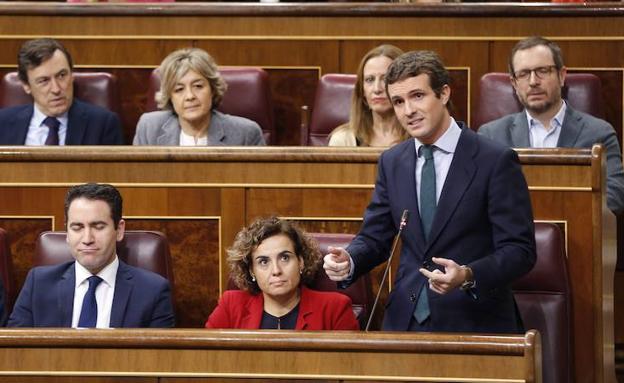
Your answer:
[87,275,103,290]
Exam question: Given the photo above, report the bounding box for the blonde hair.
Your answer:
[336,44,409,146]
[155,48,227,111]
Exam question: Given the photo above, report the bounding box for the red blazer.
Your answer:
[205,286,359,330]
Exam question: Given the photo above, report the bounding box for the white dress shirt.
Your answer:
[72,256,119,328]
[413,118,462,209]
[526,101,566,148]
[24,104,69,145]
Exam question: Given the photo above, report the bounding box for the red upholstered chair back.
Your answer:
[145,67,275,144]
[301,74,356,146]
[0,228,16,320]
[512,222,571,383]
[473,72,604,129]
[308,232,372,329]
[34,231,175,288]
[0,71,122,116]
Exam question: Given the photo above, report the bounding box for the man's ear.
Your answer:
[116,219,126,242]
[441,84,451,105]
[21,82,31,95]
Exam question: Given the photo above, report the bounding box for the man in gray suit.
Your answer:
[479,36,624,215]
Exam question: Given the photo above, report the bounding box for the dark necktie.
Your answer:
[43,116,60,146]
[414,144,436,324]
[78,276,103,328]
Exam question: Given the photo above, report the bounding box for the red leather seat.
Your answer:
[308,232,372,329]
[34,231,174,289]
[301,74,356,146]
[0,71,122,116]
[145,67,275,145]
[513,222,571,383]
[0,228,16,323]
[474,72,604,129]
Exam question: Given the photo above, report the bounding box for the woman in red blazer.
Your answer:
[205,217,359,330]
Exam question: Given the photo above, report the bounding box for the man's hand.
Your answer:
[419,257,469,295]
[323,246,352,282]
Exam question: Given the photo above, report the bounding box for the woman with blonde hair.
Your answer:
[329,44,409,147]
[134,48,264,146]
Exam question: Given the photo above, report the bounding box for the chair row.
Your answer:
[0,69,603,148]
[0,68,276,144]
[0,222,570,382]
[300,71,604,145]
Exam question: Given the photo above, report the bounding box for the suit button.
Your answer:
[410,293,417,302]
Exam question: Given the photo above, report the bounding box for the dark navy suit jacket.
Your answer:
[0,99,124,145]
[346,125,536,333]
[7,260,175,328]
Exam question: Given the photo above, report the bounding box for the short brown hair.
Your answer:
[509,36,564,76]
[18,38,73,84]
[227,217,320,294]
[155,47,227,111]
[385,50,453,111]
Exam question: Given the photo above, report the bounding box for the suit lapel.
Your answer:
[396,142,426,253]
[426,128,477,250]
[110,261,133,328]
[66,101,87,145]
[156,114,182,145]
[207,112,226,145]
[557,106,583,147]
[510,112,531,147]
[58,264,76,327]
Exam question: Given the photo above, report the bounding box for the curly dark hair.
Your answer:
[227,217,320,294]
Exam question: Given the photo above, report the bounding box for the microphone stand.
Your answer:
[365,210,409,332]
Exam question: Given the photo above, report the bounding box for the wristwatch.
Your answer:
[459,265,477,299]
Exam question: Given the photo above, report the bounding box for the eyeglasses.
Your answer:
[513,65,558,81]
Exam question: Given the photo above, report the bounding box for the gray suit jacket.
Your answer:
[479,106,624,215]
[133,110,265,146]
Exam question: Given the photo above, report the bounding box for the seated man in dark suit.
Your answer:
[0,38,124,145]
[8,183,175,328]
[478,36,624,215]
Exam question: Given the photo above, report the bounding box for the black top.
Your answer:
[260,304,300,330]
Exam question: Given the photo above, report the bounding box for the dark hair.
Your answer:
[508,36,564,76]
[385,50,453,110]
[227,216,320,294]
[64,183,123,229]
[18,38,73,84]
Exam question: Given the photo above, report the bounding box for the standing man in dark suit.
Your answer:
[0,38,124,145]
[323,51,536,333]
[8,183,174,328]
[479,36,624,215]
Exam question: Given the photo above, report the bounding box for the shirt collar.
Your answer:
[526,100,566,129]
[413,117,462,156]
[74,256,119,288]
[33,103,69,128]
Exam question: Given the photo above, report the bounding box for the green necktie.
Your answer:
[414,144,436,324]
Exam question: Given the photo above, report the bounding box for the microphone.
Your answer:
[365,209,409,332]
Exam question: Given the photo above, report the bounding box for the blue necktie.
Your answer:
[414,144,436,324]
[78,276,103,328]
[43,116,60,146]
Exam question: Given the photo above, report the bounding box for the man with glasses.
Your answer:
[479,36,624,215]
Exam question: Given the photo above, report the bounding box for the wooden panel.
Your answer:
[0,329,541,382]
[0,145,611,382]
[125,218,220,328]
